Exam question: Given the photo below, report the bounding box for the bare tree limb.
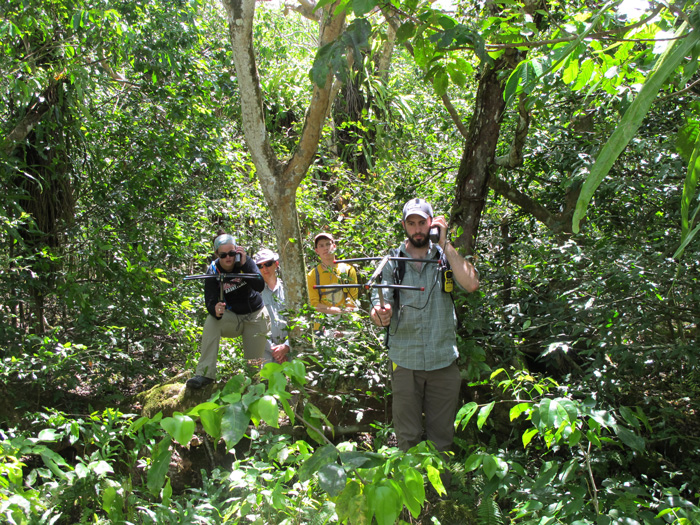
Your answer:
[495,94,530,168]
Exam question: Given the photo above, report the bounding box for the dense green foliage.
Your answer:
[1,0,699,523]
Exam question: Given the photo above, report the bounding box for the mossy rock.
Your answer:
[135,373,218,418]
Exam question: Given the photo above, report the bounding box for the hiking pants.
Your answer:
[195,307,269,378]
[391,362,462,452]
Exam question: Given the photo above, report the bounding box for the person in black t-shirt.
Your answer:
[186,232,270,389]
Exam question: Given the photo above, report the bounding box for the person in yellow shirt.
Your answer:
[306,233,358,333]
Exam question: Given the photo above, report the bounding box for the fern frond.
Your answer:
[477,496,504,525]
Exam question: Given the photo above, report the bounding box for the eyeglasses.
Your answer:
[219,251,237,259]
[257,261,275,269]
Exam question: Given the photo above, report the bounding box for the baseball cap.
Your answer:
[254,248,278,264]
[402,198,433,220]
[214,234,236,252]
[314,232,335,247]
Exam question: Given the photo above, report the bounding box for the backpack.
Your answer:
[385,245,458,346]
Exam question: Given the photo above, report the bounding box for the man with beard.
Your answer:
[370,198,479,469]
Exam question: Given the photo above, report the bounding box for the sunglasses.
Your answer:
[257,261,275,269]
[219,251,237,259]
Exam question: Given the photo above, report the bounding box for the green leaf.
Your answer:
[482,454,498,479]
[310,42,336,88]
[366,480,402,525]
[221,402,249,450]
[675,124,700,257]
[37,429,59,442]
[199,409,222,441]
[510,402,531,421]
[464,453,483,472]
[303,402,331,443]
[339,451,385,470]
[504,61,526,107]
[335,481,371,525]
[396,22,416,44]
[432,69,449,96]
[314,0,337,11]
[533,461,558,489]
[446,62,467,87]
[91,460,113,477]
[425,464,445,494]
[147,437,172,496]
[298,444,338,482]
[573,28,700,232]
[187,402,220,416]
[455,402,478,429]
[482,455,508,480]
[250,395,280,429]
[222,375,250,395]
[613,425,646,453]
[522,427,538,448]
[562,58,579,84]
[162,477,172,506]
[398,467,425,518]
[352,0,375,17]
[318,462,347,496]
[160,414,195,446]
[477,401,495,430]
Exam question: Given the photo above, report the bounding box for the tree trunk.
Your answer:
[221,0,346,309]
[451,57,511,255]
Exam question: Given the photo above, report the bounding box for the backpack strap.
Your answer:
[385,245,459,346]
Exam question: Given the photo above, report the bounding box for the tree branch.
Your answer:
[488,173,575,234]
[2,80,65,156]
[284,0,321,22]
[494,94,530,168]
[283,2,346,185]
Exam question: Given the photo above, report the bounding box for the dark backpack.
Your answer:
[385,245,458,346]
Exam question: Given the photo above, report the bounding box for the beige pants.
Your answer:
[195,307,270,378]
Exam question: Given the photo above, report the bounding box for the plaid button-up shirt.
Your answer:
[372,243,459,371]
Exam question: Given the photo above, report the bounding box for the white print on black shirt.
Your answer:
[223,279,246,295]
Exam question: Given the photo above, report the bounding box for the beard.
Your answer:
[407,232,429,248]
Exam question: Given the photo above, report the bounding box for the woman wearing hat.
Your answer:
[254,248,290,364]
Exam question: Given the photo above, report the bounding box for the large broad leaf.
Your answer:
[533,460,558,490]
[477,401,495,430]
[199,408,222,441]
[573,27,700,232]
[147,437,172,496]
[613,425,646,453]
[398,466,425,518]
[675,126,700,258]
[298,444,338,482]
[482,455,509,480]
[221,402,250,450]
[303,402,332,443]
[396,22,416,44]
[160,414,195,446]
[339,450,385,470]
[334,480,372,525]
[250,395,280,429]
[352,0,376,17]
[455,402,478,429]
[366,480,402,525]
[318,462,347,497]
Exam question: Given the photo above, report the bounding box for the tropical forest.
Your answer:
[1,0,699,523]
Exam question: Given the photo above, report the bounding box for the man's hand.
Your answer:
[370,303,392,327]
[271,344,289,363]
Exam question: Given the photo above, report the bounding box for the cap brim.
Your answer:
[404,211,430,220]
